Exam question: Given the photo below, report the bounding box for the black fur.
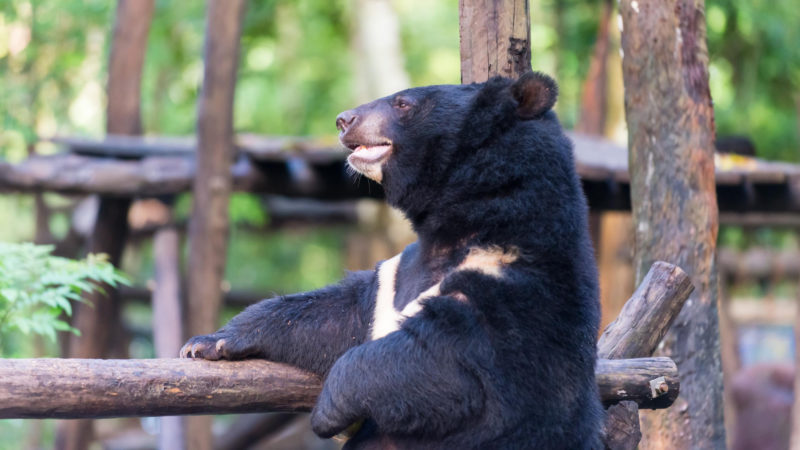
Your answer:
[182,72,603,449]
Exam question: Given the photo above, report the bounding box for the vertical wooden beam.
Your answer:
[185,1,247,449]
[55,1,154,449]
[152,216,185,450]
[718,273,739,449]
[620,0,724,448]
[458,0,530,84]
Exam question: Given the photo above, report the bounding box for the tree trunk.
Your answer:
[620,0,724,448]
[458,0,531,84]
[55,1,154,449]
[185,1,248,448]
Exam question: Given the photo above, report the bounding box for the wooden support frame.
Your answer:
[0,262,691,450]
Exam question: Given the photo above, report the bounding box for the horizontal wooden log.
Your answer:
[596,357,679,410]
[0,357,677,419]
[718,247,800,280]
[0,358,320,419]
[0,153,382,200]
[5,134,800,215]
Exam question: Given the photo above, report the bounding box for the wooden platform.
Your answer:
[2,133,800,213]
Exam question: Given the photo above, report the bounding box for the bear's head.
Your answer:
[336,72,565,242]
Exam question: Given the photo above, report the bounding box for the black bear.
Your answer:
[181,72,603,449]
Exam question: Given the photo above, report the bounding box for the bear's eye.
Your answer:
[394,97,412,110]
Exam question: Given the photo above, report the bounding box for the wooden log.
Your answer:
[596,357,679,410]
[0,357,676,420]
[0,359,320,419]
[620,0,724,447]
[602,402,642,450]
[718,247,800,281]
[597,261,693,450]
[6,135,800,216]
[598,261,694,359]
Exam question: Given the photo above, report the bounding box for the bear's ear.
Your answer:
[511,72,558,120]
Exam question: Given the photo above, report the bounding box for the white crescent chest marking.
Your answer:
[370,246,520,340]
[371,254,402,341]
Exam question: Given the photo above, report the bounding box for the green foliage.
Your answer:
[707,0,800,161]
[0,242,127,354]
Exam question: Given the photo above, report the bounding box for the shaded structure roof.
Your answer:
[2,133,800,214]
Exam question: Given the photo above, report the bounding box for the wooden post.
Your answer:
[620,0,724,447]
[152,215,185,450]
[185,1,248,448]
[55,1,154,449]
[458,0,531,84]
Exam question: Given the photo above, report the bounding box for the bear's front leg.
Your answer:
[310,297,487,438]
[180,270,376,375]
[179,330,250,361]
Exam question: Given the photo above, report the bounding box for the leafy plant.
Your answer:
[0,242,128,353]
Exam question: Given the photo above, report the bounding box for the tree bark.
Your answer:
[458,0,531,84]
[0,357,676,419]
[620,0,724,447]
[185,1,248,448]
[56,2,154,449]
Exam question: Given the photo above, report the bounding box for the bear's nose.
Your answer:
[336,110,357,133]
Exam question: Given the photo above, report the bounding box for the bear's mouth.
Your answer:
[343,141,392,183]
[347,143,393,165]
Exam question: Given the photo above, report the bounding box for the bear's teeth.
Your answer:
[351,144,391,162]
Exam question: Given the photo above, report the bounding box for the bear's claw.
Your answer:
[179,335,224,360]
